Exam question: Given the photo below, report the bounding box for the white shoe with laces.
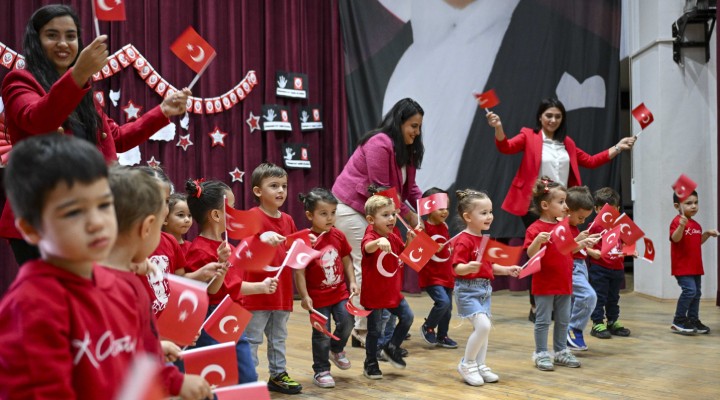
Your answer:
[457,358,484,386]
[477,364,499,383]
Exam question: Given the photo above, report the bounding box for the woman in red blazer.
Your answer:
[1,5,190,264]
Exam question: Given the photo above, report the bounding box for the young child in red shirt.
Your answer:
[295,187,358,388]
[524,177,579,371]
[164,192,194,257]
[361,194,416,380]
[669,190,718,334]
[418,187,457,349]
[0,135,145,399]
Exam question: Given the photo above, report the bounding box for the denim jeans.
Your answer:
[674,275,702,320]
[424,285,453,338]
[589,264,624,323]
[311,300,353,373]
[377,309,395,349]
[534,295,571,353]
[178,303,258,383]
[244,310,290,377]
[569,259,597,331]
[365,298,414,363]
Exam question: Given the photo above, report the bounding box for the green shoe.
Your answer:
[590,322,611,339]
[268,371,303,394]
[607,321,631,336]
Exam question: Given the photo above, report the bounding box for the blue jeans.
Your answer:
[569,260,597,331]
[365,298,414,363]
[244,310,290,377]
[311,300,353,373]
[377,310,395,349]
[534,295,571,353]
[179,304,258,383]
[675,275,702,320]
[589,264,624,323]
[424,285,453,338]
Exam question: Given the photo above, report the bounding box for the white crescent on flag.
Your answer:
[606,232,617,244]
[178,290,199,313]
[601,212,613,223]
[555,225,567,241]
[408,249,423,263]
[96,0,116,12]
[190,45,206,63]
[200,364,226,381]
[296,253,311,266]
[219,315,238,334]
[487,247,507,259]
[619,223,631,236]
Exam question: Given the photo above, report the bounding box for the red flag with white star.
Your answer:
[201,295,252,344]
[156,275,209,346]
[418,193,449,216]
[309,309,340,340]
[399,229,440,272]
[282,240,322,270]
[170,27,216,74]
[642,237,655,263]
[590,203,621,230]
[519,246,545,279]
[94,0,126,21]
[484,239,523,266]
[225,200,262,240]
[376,187,401,210]
[631,102,654,130]
[285,229,314,247]
[228,236,276,271]
[550,218,576,254]
[613,213,645,245]
[182,342,238,388]
[601,225,622,258]
[474,89,500,109]
[672,174,697,202]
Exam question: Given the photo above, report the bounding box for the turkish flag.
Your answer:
[417,193,449,216]
[215,382,271,400]
[601,225,622,258]
[182,342,238,388]
[474,234,491,262]
[310,310,340,340]
[591,203,621,230]
[519,247,545,279]
[201,295,252,344]
[622,241,636,256]
[484,239,523,266]
[631,103,654,129]
[282,240,322,270]
[170,27,217,73]
[228,236,275,271]
[225,200,262,240]
[156,275,209,346]
[345,294,371,317]
[376,187,402,210]
[94,0,126,21]
[613,213,645,245]
[285,228,313,247]
[642,237,655,263]
[672,174,697,202]
[551,219,576,254]
[400,230,440,272]
[474,89,500,109]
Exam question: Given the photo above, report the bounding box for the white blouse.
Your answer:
[540,130,570,186]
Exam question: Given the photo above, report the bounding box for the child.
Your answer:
[185,178,277,385]
[244,162,302,394]
[0,135,143,398]
[587,187,631,339]
[295,188,358,388]
[453,189,521,386]
[418,187,457,349]
[164,192,194,256]
[525,177,580,371]
[361,194,416,380]
[565,186,600,351]
[669,190,718,334]
[104,166,211,399]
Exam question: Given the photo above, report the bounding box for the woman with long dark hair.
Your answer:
[1,4,191,265]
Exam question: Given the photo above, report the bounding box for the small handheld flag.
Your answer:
[171,27,217,89]
[672,174,697,202]
[632,102,654,131]
[474,89,500,111]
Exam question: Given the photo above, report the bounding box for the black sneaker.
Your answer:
[268,371,302,394]
[399,347,409,357]
[590,322,612,339]
[607,321,631,337]
[363,361,383,380]
[381,343,407,369]
[689,317,710,334]
[420,322,438,345]
[377,350,388,362]
[671,317,697,335]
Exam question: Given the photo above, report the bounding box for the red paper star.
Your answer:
[176,134,193,151]
[208,126,228,147]
[146,156,160,168]
[122,100,142,121]
[246,112,260,133]
[229,167,245,183]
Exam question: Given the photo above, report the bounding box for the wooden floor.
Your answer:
[255,286,720,400]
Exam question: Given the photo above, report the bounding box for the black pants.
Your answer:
[8,238,40,266]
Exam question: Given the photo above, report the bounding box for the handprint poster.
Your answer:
[261,104,292,131]
[280,143,311,169]
[275,71,308,99]
[298,105,323,131]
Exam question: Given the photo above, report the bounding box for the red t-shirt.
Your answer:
[178,239,192,258]
[451,231,494,280]
[524,220,573,295]
[670,216,704,276]
[360,226,405,309]
[144,232,186,315]
[588,222,624,270]
[419,222,454,289]
[569,225,587,260]
[0,260,143,399]
[185,236,243,305]
[304,227,352,308]
[242,207,297,312]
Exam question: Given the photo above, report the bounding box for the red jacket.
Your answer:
[0,68,169,239]
[495,127,611,216]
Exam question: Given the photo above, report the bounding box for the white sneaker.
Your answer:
[477,364,499,383]
[313,371,335,388]
[457,359,484,386]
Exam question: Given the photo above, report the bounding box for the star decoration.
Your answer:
[178,310,188,322]
[122,100,142,121]
[208,126,228,147]
[146,156,161,168]
[176,134,193,151]
[229,167,245,183]
[245,250,253,259]
[246,112,261,133]
[233,325,240,333]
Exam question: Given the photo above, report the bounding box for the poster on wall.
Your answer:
[261,104,292,131]
[275,71,308,99]
[298,105,323,131]
[280,143,311,169]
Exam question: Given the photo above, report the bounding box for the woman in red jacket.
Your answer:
[486,98,636,319]
[1,4,190,264]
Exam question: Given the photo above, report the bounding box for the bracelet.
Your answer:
[615,144,621,153]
